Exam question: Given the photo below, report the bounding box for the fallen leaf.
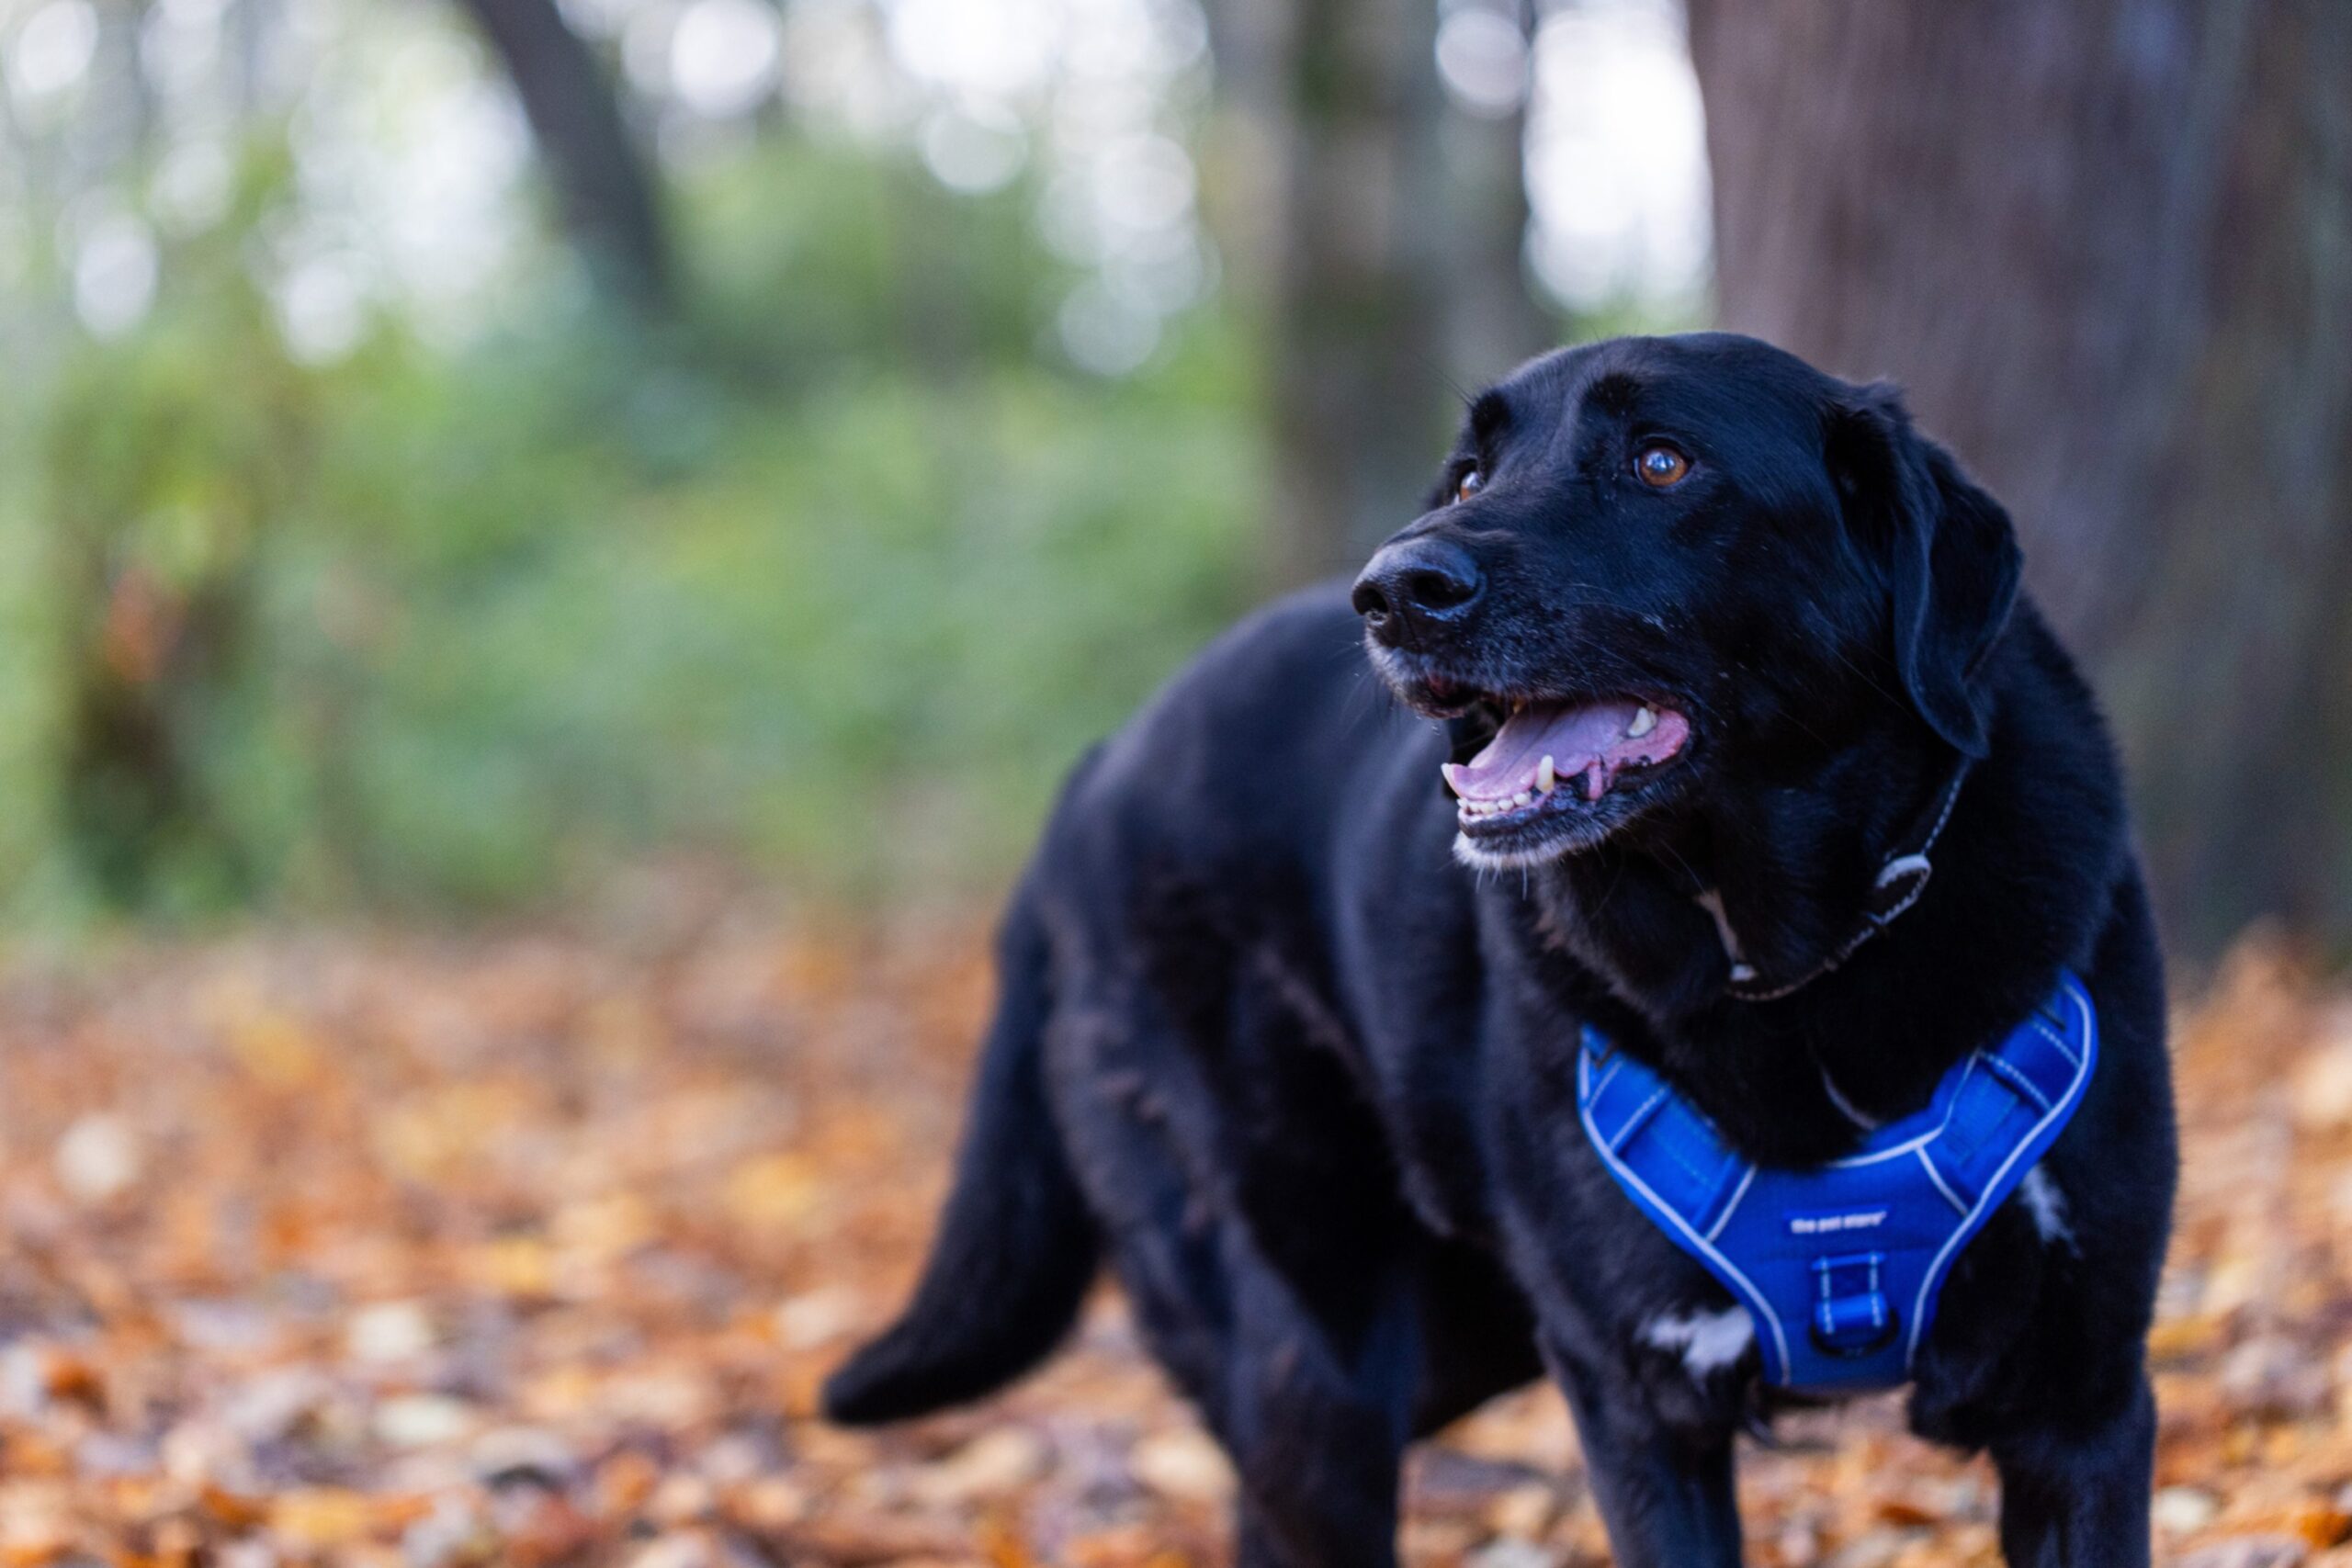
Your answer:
[1129,1427,1232,1506]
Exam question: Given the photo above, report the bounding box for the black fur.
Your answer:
[820,890,1100,1423]
[825,334,2177,1567]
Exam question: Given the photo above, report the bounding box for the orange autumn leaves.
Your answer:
[0,919,2345,1566]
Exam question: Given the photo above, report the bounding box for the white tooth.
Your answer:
[1537,755,1556,794]
[1514,791,1533,807]
[1627,705,1657,739]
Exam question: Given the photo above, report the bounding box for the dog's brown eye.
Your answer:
[1455,469,1484,503]
[1635,445,1690,488]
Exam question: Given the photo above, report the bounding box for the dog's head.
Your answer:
[1355,333,2021,870]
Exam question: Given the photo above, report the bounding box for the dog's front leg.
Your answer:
[1988,1372,2155,1567]
[1546,1337,1743,1568]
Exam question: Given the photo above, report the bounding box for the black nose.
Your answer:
[1351,537,1485,646]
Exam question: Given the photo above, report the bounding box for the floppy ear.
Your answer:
[1826,385,2024,757]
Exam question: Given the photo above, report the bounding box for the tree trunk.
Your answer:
[1204,0,1547,584]
[1689,0,2352,957]
[458,0,673,310]
[1435,53,1553,397]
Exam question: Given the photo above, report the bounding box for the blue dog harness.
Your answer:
[1577,973,2097,1393]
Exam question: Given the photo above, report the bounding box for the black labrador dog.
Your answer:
[825,334,2176,1567]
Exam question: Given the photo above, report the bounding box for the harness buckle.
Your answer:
[1806,1253,1900,1359]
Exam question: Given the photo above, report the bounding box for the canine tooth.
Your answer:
[1537,755,1556,794]
[1627,705,1657,739]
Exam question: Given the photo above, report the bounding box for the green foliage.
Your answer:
[3,139,1263,919]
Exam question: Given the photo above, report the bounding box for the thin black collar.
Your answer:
[1702,755,1971,1004]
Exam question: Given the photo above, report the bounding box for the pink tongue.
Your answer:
[1442,701,1642,802]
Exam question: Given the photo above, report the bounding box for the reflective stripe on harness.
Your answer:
[1577,973,2098,1393]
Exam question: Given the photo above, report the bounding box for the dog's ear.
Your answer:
[1826,383,2023,758]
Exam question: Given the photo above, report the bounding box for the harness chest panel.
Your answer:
[1577,974,2098,1393]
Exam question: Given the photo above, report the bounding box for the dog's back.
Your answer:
[823,582,1535,1462]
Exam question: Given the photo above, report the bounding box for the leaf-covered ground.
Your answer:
[0,907,2346,1566]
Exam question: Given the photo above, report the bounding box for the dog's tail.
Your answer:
[821,887,1098,1425]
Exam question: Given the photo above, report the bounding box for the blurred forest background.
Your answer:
[6,3,2352,1565]
[7,0,2339,959]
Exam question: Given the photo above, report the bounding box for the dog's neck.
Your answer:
[1524,611,2126,1163]
[1533,713,1955,1013]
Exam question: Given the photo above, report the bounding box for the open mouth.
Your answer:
[1443,697,1692,845]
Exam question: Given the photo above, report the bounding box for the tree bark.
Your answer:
[458,0,673,310]
[1689,0,2352,956]
[1204,0,1548,584]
